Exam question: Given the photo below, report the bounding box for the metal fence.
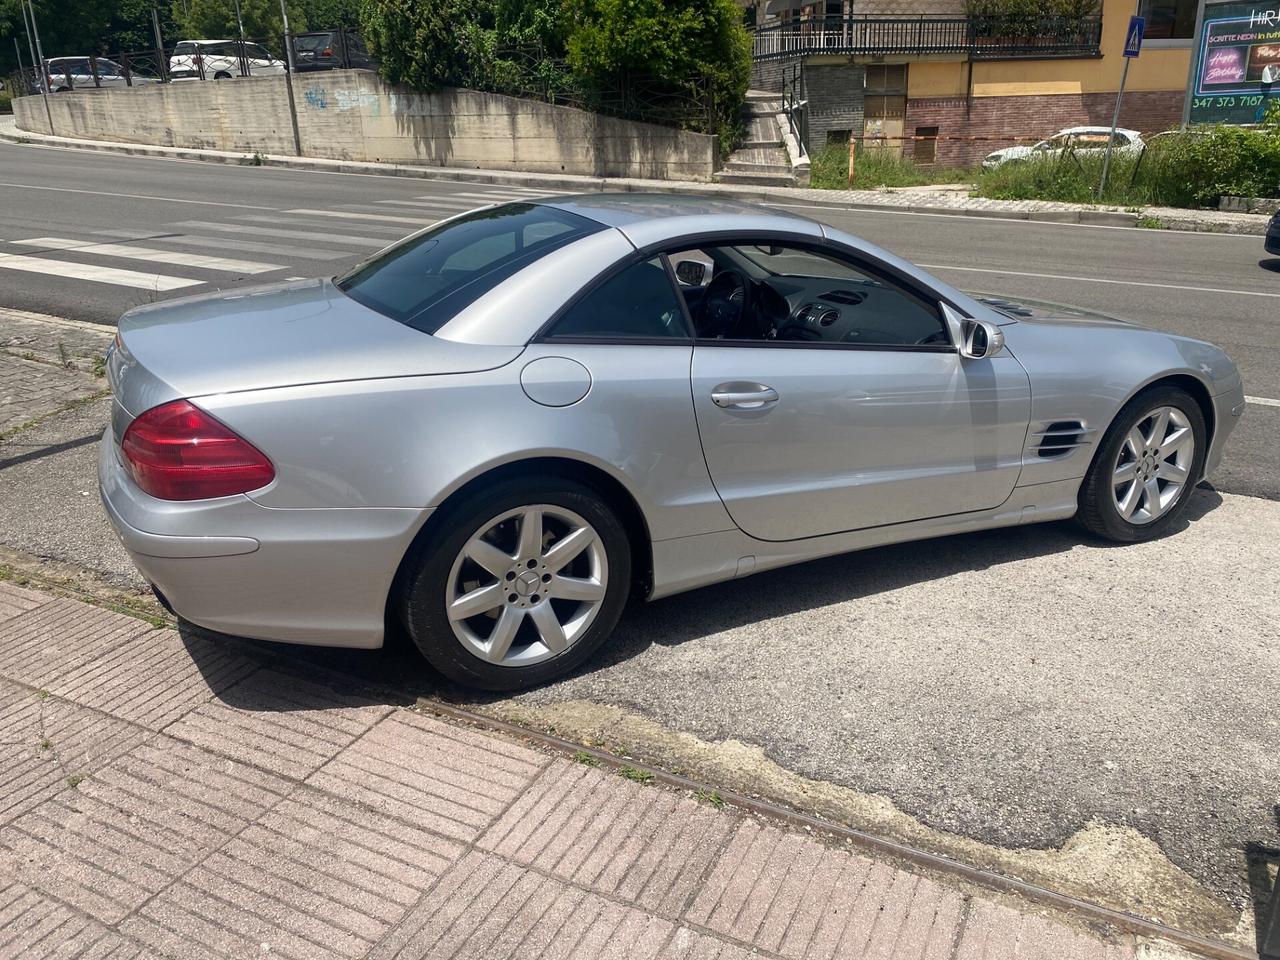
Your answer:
[463,44,728,137]
[10,29,371,95]
[751,16,1103,61]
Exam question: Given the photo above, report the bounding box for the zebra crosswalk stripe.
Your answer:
[0,252,202,290]
[10,238,283,274]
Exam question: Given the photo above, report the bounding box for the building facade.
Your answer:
[747,0,1199,166]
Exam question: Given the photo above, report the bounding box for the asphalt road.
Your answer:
[1,139,1276,502]
[2,141,1278,938]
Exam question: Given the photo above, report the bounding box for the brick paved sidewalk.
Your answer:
[0,581,1179,960]
[0,308,112,438]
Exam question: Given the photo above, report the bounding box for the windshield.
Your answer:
[295,35,333,52]
[336,203,604,333]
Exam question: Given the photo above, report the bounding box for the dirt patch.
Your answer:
[481,698,1252,947]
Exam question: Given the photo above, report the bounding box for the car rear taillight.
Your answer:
[120,399,274,501]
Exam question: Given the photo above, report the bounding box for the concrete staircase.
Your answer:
[715,90,796,187]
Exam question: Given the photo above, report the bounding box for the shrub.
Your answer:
[975,121,1280,208]
[810,143,976,190]
[563,0,751,134]
[360,0,475,90]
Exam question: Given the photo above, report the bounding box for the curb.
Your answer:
[0,122,1150,230]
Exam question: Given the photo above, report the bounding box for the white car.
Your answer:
[43,57,156,91]
[982,126,1145,169]
[169,40,285,80]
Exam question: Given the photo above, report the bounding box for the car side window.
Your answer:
[667,242,948,347]
[547,258,690,341]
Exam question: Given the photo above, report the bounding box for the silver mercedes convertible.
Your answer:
[99,195,1245,689]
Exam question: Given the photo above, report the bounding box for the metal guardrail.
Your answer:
[751,16,1103,60]
[780,61,807,158]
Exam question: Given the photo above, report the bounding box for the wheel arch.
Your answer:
[384,456,655,636]
[1084,372,1216,484]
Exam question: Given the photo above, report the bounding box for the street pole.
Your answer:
[1098,56,1131,198]
[150,6,168,82]
[233,0,247,76]
[277,0,303,156]
[22,0,54,135]
[1099,3,1143,198]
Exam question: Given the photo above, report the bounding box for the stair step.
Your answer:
[746,89,779,101]
[741,139,784,150]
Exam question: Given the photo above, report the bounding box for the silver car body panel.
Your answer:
[99,195,1245,649]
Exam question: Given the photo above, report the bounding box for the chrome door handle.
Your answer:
[711,384,779,409]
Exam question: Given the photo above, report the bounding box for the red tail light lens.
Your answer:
[120,399,274,501]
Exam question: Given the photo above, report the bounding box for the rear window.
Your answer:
[336,204,604,333]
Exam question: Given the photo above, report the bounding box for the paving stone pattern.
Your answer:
[0,582,1145,959]
[0,308,111,437]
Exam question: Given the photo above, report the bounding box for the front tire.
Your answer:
[399,477,631,690]
[1077,385,1207,542]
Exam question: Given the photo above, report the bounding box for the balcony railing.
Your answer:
[751,16,1103,61]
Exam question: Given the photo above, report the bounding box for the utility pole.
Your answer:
[277,0,303,156]
[22,0,54,134]
[233,0,247,76]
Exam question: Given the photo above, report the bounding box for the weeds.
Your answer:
[810,143,975,190]
[572,749,599,767]
[693,788,724,809]
[619,766,654,784]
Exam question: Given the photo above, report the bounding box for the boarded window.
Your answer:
[914,126,939,164]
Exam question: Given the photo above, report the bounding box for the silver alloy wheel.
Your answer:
[1111,404,1195,525]
[445,504,608,667]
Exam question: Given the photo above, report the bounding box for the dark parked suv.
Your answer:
[292,31,378,72]
[1267,211,1280,256]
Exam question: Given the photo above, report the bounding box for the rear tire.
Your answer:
[213,71,231,80]
[399,476,631,691]
[1076,384,1206,542]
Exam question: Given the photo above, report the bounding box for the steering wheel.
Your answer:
[702,269,750,338]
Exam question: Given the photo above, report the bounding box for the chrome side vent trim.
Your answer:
[1031,420,1095,458]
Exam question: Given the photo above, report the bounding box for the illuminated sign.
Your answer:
[1189,1,1280,122]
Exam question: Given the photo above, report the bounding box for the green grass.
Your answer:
[619,766,655,784]
[810,143,976,190]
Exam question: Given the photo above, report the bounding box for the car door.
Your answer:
[674,239,1030,542]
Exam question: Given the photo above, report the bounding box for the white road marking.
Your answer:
[94,228,352,261]
[10,237,282,274]
[919,262,1280,299]
[439,192,544,203]
[1247,395,1280,407]
[0,180,274,209]
[176,221,388,248]
[283,208,428,225]
[375,199,476,211]
[0,252,201,290]
[763,200,1265,238]
[236,214,408,236]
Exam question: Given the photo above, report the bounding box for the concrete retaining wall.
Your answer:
[13,70,717,181]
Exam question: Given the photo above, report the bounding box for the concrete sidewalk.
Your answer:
[0,580,1184,960]
[1,116,1269,235]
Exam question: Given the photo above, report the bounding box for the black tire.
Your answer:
[1077,384,1207,543]
[213,71,231,80]
[399,476,631,690]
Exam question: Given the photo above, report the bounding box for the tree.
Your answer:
[170,0,306,44]
[563,0,751,131]
[360,0,478,90]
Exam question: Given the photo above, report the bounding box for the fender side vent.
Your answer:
[1033,420,1093,458]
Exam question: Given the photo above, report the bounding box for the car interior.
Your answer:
[669,243,950,346]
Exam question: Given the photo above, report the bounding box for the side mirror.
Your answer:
[675,260,707,286]
[959,317,1005,359]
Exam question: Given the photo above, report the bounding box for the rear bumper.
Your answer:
[98,429,428,649]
